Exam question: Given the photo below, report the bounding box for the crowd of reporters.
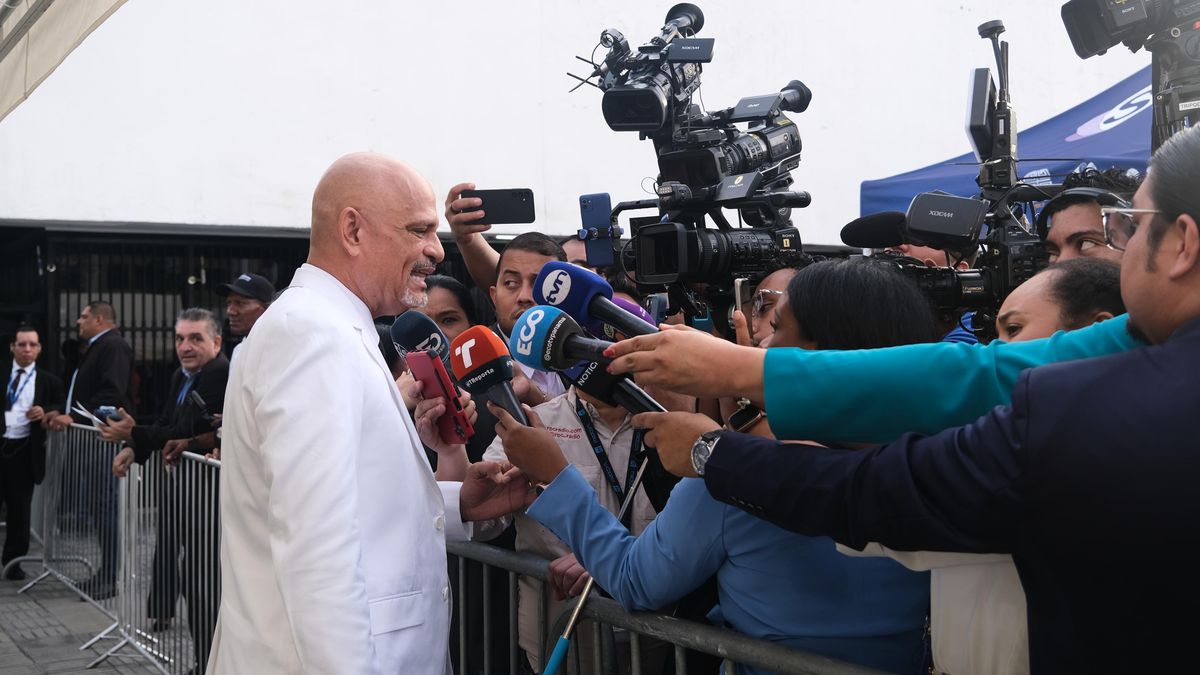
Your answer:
[4,124,1195,674]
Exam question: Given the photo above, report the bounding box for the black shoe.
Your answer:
[3,564,26,581]
[150,618,172,632]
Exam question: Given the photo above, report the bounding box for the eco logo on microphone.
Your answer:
[542,270,572,305]
[515,309,545,357]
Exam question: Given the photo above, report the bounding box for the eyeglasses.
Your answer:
[1100,206,1161,252]
[752,289,783,318]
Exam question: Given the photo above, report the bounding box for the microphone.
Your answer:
[533,261,658,338]
[840,211,907,249]
[391,311,453,375]
[584,297,655,341]
[450,326,528,426]
[562,360,667,415]
[509,306,615,373]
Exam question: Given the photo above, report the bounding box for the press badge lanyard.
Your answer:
[7,365,34,408]
[574,395,643,528]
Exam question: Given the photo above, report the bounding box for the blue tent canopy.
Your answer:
[860,66,1152,216]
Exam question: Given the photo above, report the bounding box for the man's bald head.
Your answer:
[307,152,444,316]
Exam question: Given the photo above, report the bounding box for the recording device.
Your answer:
[863,20,1052,332]
[1060,0,1200,149]
[186,390,214,425]
[585,297,656,341]
[94,405,122,423]
[533,262,658,338]
[391,311,454,376]
[509,306,614,373]
[459,188,536,225]
[449,326,528,426]
[569,4,812,327]
[406,350,474,445]
[579,193,618,268]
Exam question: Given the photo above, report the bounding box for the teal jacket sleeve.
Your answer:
[764,314,1137,443]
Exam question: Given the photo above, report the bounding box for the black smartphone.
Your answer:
[460,188,536,224]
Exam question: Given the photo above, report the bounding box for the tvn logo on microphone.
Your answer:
[541,270,572,306]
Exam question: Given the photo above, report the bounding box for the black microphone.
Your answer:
[533,262,658,338]
[391,311,453,376]
[509,306,614,372]
[561,360,667,415]
[840,211,907,248]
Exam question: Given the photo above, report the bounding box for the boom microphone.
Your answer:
[509,305,614,373]
[534,262,658,338]
[391,311,453,375]
[450,325,528,426]
[840,211,907,249]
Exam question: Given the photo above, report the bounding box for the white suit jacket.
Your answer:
[207,263,471,674]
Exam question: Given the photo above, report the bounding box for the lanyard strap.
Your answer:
[7,365,34,407]
[575,396,643,527]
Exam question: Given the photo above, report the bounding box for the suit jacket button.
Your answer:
[441,586,449,602]
[434,515,445,531]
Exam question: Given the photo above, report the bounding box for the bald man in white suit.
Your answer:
[207,153,532,674]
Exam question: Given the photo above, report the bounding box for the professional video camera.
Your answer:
[1061,0,1200,149]
[845,20,1053,339]
[569,4,813,323]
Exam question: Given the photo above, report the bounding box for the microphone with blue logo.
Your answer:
[508,305,614,371]
[533,261,658,338]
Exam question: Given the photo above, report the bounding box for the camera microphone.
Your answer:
[509,305,614,372]
[840,211,907,249]
[450,326,528,426]
[391,311,454,377]
[534,262,658,338]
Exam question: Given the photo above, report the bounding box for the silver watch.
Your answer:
[691,430,723,476]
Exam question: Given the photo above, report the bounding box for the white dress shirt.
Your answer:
[4,361,36,439]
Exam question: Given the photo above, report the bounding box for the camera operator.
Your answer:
[622,125,1200,672]
[883,243,980,344]
[493,258,939,675]
[1041,167,1142,264]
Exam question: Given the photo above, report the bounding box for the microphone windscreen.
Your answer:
[508,305,571,371]
[561,360,621,407]
[450,326,515,394]
[390,311,451,361]
[840,211,907,248]
[533,261,613,322]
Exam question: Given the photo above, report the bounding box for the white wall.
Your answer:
[0,0,1149,244]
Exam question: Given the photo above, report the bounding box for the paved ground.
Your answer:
[0,543,163,675]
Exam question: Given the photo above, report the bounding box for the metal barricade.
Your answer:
[447,541,889,675]
[15,425,221,674]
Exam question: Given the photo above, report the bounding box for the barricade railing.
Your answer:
[447,541,889,675]
[14,424,220,675]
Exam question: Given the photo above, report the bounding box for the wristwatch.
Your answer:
[691,429,724,476]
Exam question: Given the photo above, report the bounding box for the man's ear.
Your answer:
[340,207,364,256]
[1090,311,1115,325]
[488,284,498,307]
[1167,214,1200,281]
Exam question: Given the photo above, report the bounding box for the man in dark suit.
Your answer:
[620,126,1200,673]
[2,326,65,581]
[47,300,134,599]
[104,308,226,673]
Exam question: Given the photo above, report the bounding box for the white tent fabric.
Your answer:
[0,0,126,124]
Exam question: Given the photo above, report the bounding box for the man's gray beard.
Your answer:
[402,288,428,309]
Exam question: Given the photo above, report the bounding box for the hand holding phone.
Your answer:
[406,350,475,445]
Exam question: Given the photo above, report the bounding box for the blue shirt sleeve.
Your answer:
[527,466,727,612]
[764,314,1136,443]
